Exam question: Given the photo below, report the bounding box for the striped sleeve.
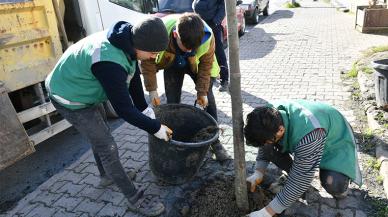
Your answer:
[268,128,327,214]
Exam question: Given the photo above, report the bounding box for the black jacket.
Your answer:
[91,21,161,134]
[192,0,225,26]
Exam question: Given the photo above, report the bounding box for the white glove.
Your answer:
[246,170,264,192]
[149,90,160,106]
[248,207,272,217]
[196,95,208,109]
[153,124,173,141]
[142,106,155,119]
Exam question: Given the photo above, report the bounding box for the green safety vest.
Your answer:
[45,31,136,110]
[156,15,220,78]
[271,100,362,185]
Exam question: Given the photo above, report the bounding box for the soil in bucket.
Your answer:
[188,126,219,143]
[187,175,275,217]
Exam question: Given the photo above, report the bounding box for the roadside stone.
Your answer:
[355,210,368,217]
[284,201,319,217]
[338,196,361,209]
[97,203,127,217]
[73,198,106,216]
[320,204,354,217]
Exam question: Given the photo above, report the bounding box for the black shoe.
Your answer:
[127,187,165,216]
[219,81,229,92]
[211,141,232,162]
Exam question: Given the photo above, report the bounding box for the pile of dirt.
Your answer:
[187,176,274,217]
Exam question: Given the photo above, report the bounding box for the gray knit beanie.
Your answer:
[132,17,168,52]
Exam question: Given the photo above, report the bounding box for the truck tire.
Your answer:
[251,9,260,24]
[263,5,269,16]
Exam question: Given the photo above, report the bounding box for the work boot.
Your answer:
[219,81,229,92]
[211,140,232,162]
[127,187,165,216]
[99,169,137,187]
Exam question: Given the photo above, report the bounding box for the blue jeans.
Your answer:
[163,66,218,121]
[52,100,137,199]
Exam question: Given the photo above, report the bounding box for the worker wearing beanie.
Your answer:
[45,17,171,217]
[140,13,231,162]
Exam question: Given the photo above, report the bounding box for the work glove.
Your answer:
[248,207,272,217]
[196,95,208,109]
[149,90,161,107]
[246,170,264,192]
[153,124,173,141]
[142,106,155,119]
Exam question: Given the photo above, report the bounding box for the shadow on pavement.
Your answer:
[260,10,294,24]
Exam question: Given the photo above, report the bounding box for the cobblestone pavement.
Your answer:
[3,0,388,216]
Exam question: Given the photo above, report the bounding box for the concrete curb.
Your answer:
[361,77,388,199]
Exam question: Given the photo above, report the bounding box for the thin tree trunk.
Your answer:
[224,0,249,211]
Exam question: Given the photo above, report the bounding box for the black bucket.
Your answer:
[372,59,388,110]
[148,104,219,185]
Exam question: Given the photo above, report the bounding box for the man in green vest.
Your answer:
[243,100,362,217]
[45,17,172,216]
[140,13,230,162]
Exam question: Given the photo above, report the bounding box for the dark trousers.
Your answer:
[208,23,228,83]
[52,100,136,199]
[261,144,350,197]
[164,66,218,121]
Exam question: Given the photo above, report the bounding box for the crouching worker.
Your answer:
[45,17,172,217]
[243,100,362,217]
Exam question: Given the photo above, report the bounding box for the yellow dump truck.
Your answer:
[0,0,156,170]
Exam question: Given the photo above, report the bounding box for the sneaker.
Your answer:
[99,169,137,187]
[127,187,165,216]
[211,141,232,162]
[219,81,229,92]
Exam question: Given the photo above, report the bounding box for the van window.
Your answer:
[109,0,143,11]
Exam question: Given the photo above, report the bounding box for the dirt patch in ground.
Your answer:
[188,176,274,217]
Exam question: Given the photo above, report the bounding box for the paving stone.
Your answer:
[96,203,127,217]
[76,185,106,199]
[73,198,106,216]
[78,174,102,188]
[53,194,84,212]
[14,203,40,216]
[72,163,90,174]
[44,180,69,193]
[80,163,100,176]
[59,171,88,184]
[57,183,86,197]
[24,203,58,217]
[52,208,85,217]
[98,189,125,206]
[32,191,63,206]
